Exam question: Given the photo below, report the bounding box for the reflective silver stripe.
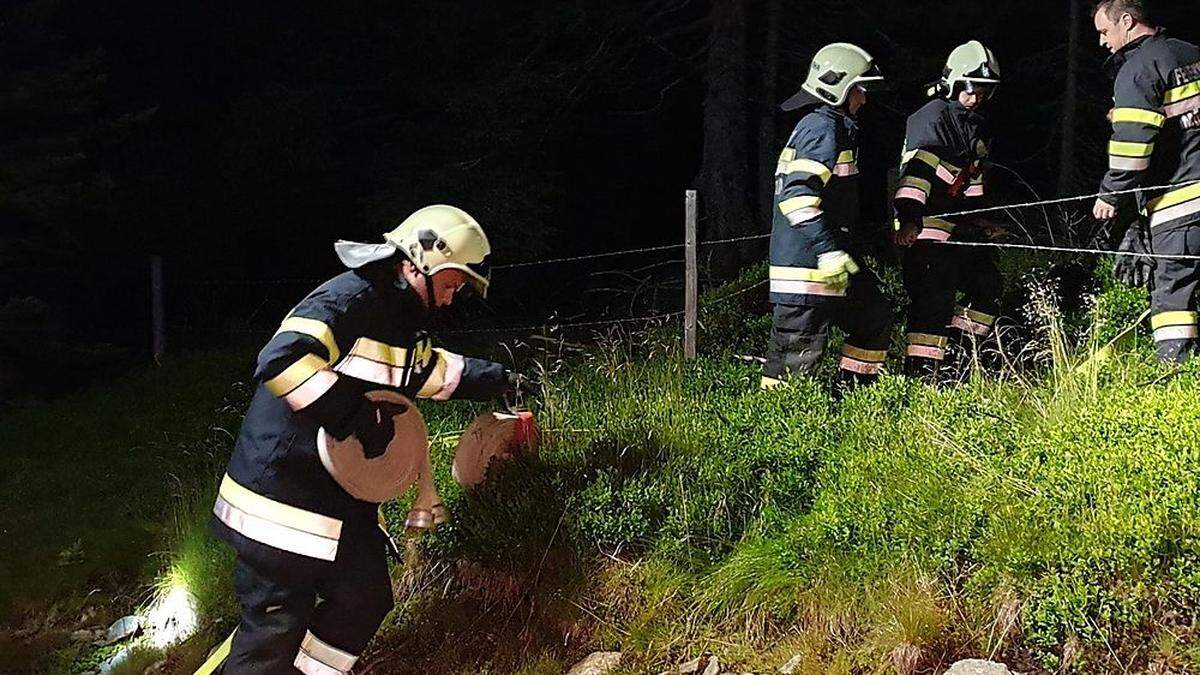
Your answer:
[833,162,859,177]
[214,497,339,561]
[784,207,823,225]
[1154,325,1200,342]
[1109,155,1151,171]
[935,164,956,184]
[295,631,357,673]
[839,356,882,375]
[964,184,985,197]
[1149,198,1200,228]
[907,345,945,360]
[334,355,411,387]
[917,228,951,241]
[769,279,845,297]
[295,653,342,675]
[896,186,928,204]
[284,369,338,411]
[951,315,992,337]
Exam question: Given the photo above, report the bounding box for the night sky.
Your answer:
[1,0,1196,397]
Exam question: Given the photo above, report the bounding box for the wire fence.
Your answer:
[158,179,1199,356]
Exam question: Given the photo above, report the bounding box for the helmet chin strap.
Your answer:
[421,271,439,319]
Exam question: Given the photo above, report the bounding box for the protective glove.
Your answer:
[815,251,860,292]
[503,370,538,400]
[1113,221,1154,288]
[348,398,408,459]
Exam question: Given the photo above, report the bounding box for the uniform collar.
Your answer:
[1104,28,1163,75]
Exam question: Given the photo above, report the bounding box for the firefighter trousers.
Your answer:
[763,272,892,387]
[902,241,1001,376]
[224,526,394,674]
[1149,223,1200,363]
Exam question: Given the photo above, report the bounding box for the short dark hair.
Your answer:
[1093,0,1153,25]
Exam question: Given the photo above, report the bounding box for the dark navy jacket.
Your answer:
[1101,31,1200,231]
[768,104,865,306]
[893,98,991,242]
[212,261,507,578]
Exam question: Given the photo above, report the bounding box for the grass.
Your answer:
[0,347,252,672]
[7,256,1200,673]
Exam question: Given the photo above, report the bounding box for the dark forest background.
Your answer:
[1,0,1196,398]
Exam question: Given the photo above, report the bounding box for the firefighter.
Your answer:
[893,40,1002,380]
[208,205,525,673]
[762,42,892,390]
[1092,0,1200,363]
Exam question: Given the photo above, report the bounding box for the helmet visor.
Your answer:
[963,80,996,101]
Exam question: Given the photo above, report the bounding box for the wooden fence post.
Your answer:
[684,190,698,360]
[151,255,165,364]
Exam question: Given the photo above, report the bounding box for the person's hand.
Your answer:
[815,251,860,292]
[350,398,406,459]
[892,223,921,247]
[1093,198,1118,221]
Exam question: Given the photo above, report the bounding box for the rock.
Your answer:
[567,651,623,675]
[701,656,720,675]
[779,655,803,674]
[678,657,703,673]
[944,659,1019,675]
[104,615,141,644]
[98,646,131,674]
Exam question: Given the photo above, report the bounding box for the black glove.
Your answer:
[348,398,407,459]
[504,370,538,400]
[1113,221,1154,288]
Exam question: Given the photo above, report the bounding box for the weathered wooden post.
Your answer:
[684,190,698,360]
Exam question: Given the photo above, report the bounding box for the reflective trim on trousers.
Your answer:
[294,630,358,674]
[214,474,341,561]
[769,278,846,298]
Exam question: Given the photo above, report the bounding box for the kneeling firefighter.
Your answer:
[893,40,1003,380]
[762,43,893,389]
[206,205,527,673]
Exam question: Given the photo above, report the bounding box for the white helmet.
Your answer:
[384,205,492,297]
[933,40,1001,98]
[781,42,884,110]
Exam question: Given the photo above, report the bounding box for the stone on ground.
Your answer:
[567,651,623,675]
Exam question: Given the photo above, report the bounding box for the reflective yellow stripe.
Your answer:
[902,149,941,169]
[416,353,449,398]
[900,176,932,193]
[769,265,822,281]
[779,147,796,162]
[837,150,856,164]
[1108,140,1155,157]
[922,217,956,233]
[956,305,996,325]
[907,332,949,348]
[780,158,832,183]
[348,337,410,365]
[265,353,327,396]
[219,474,342,539]
[277,317,339,364]
[779,196,822,214]
[760,375,786,390]
[1151,311,1199,329]
[194,630,236,675]
[1147,182,1200,212]
[1111,107,1166,127]
[1164,81,1200,105]
[841,345,886,363]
